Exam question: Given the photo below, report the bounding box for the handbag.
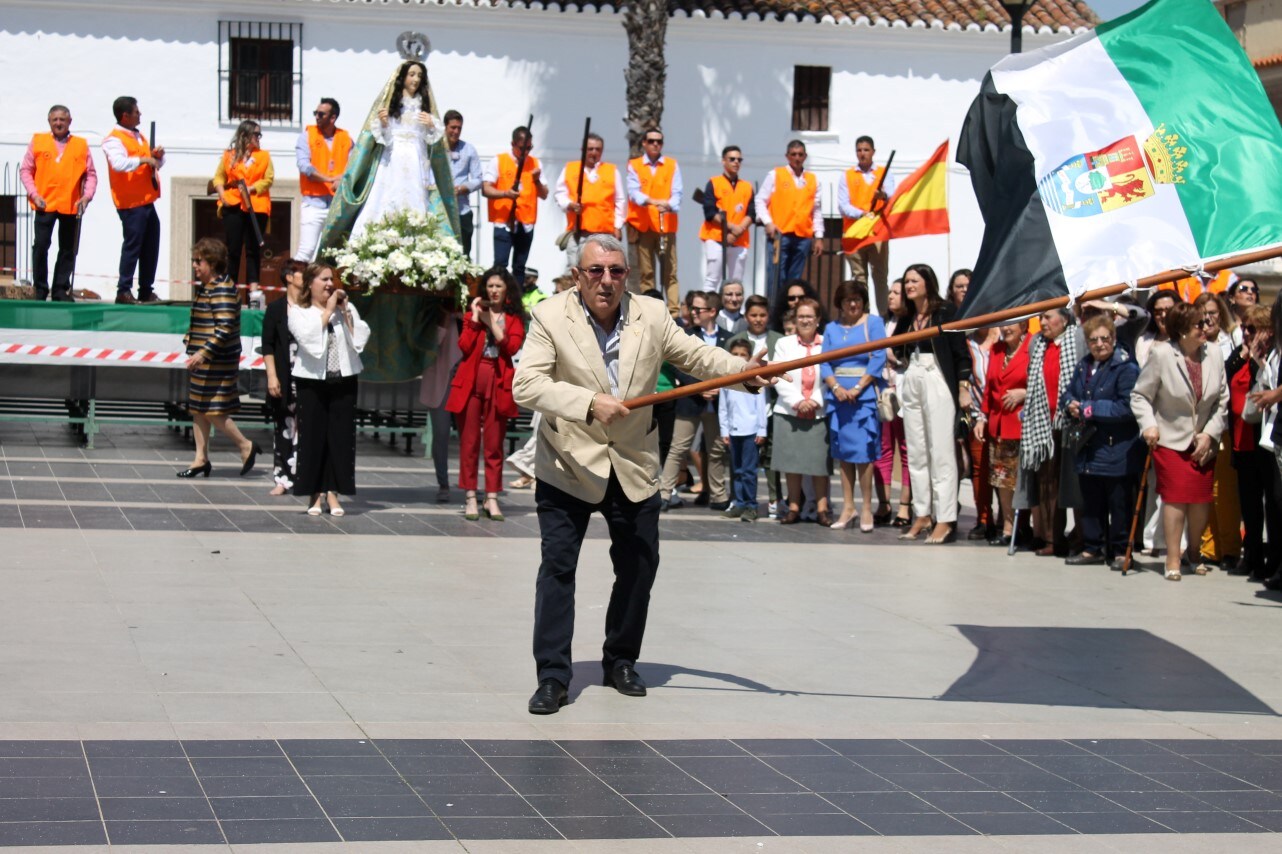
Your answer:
[877,387,898,423]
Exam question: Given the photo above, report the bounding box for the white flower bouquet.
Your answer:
[333,209,480,301]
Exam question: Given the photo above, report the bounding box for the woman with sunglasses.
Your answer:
[1193,291,1242,571]
[211,120,273,296]
[770,279,823,334]
[1229,278,1260,346]
[1228,305,1278,580]
[1132,302,1229,581]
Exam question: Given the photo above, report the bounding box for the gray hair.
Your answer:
[720,279,744,293]
[580,233,625,259]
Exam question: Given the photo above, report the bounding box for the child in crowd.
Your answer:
[719,339,769,522]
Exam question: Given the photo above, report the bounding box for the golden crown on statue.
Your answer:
[1142,123,1189,185]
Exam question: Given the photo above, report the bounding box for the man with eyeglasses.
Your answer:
[699,145,754,291]
[555,132,624,268]
[294,99,351,262]
[483,125,547,287]
[627,128,683,314]
[839,136,895,312]
[755,140,823,301]
[102,96,164,304]
[513,234,773,715]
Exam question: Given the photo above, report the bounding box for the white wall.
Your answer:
[0,0,1075,299]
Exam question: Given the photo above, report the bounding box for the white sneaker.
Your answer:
[767,501,779,520]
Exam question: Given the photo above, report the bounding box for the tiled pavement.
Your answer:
[4,423,1282,850]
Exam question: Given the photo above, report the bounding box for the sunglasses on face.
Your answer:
[313,111,332,118]
[1198,318,1215,328]
[1238,287,1259,294]
[644,138,663,145]
[787,294,802,302]
[726,156,742,163]
[578,265,628,281]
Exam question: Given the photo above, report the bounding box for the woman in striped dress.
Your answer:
[176,238,261,478]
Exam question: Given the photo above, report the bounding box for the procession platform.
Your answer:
[0,420,1281,851]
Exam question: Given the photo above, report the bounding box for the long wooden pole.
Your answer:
[622,245,1282,410]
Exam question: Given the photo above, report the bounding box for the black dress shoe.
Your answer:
[1065,552,1105,566]
[604,663,647,697]
[138,292,161,303]
[988,534,1012,547]
[709,500,730,512]
[693,492,710,506]
[239,442,263,476]
[1263,573,1282,592]
[528,679,568,715]
[176,461,212,479]
[967,523,989,541]
[114,292,138,305]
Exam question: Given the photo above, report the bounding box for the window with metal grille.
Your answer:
[791,66,831,132]
[219,21,303,126]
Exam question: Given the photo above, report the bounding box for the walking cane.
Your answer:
[720,211,728,285]
[1008,509,1021,556]
[1123,450,1154,576]
[771,233,782,298]
[68,210,84,294]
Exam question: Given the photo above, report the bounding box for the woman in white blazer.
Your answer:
[1131,301,1228,580]
[288,264,372,517]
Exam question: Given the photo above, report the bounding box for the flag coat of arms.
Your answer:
[957,0,1282,319]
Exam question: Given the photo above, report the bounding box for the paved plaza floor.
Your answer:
[2,422,1282,851]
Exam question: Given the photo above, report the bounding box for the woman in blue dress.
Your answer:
[823,281,887,530]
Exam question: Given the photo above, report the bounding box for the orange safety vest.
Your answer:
[219,150,273,214]
[487,152,541,226]
[769,167,818,239]
[698,175,752,248]
[841,165,885,253]
[626,156,678,233]
[298,125,352,198]
[1161,269,1235,302]
[562,161,618,234]
[105,128,159,210]
[28,133,90,215]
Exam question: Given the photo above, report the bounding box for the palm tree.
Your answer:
[622,0,668,158]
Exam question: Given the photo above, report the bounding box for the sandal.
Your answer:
[1193,563,1211,576]
[508,475,535,490]
[1165,569,1182,581]
[872,506,893,526]
[464,492,479,522]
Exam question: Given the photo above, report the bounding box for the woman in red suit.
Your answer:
[975,320,1031,547]
[447,267,526,521]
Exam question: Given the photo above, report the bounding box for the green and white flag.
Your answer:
[958,0,1282,319]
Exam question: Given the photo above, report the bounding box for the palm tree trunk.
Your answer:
[622,1,668,158]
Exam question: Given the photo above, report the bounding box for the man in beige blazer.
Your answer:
[514,233,772,714]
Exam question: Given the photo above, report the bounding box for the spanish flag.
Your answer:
[844,140,950,252]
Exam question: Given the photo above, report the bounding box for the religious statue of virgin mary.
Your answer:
[316,33,460,258]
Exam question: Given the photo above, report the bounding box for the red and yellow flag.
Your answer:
[844,140,950,252]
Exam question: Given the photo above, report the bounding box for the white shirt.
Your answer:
[754,168,824,238]
[837,163,896,219]
[769,334,827,417]
[101,124,165,174]
[287,302,371,380]
[554,162,626,231]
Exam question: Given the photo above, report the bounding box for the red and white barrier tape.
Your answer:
[0,342,265,368]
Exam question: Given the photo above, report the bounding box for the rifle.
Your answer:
[237,178,272,259]
[506,114,534,230]
[691,185,729,285]
[555,118,592,251]
[148,121,160,191]
[867,150,896,216]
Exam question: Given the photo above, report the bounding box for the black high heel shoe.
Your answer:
[239,442,263,477]
[177,461,211,479]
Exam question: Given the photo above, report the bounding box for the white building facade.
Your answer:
[0,0,1093,301]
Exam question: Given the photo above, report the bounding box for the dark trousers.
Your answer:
[1236,448,1282,577]
[32,211,78,300]
[654,400,676,473]
[533,475,661,688]
[729,435,761,508]
[493,226,534,286]
[293,376,358,497]
[116,203,160,296]
[459,211,474,257]
[224,208,269,285]
[1078,474,1135,559]
[765,234,812,302]
[269,380,297,490]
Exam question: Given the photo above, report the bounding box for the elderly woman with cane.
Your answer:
[1131,301,1229,581]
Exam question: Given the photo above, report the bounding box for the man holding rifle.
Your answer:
[483,124,547,287]
[102,96,164,304]
[839,135,895,312]
[554,130,624,269]
[627,128,682,315]
[21,104,96,302]
[513,233,773,715]
[698,145,754,292]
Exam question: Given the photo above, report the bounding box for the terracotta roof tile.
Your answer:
[301,0,1100,32]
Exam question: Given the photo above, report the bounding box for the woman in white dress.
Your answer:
[350,60,443,238]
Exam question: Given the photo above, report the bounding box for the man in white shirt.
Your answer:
[444,110,482,256]
[101,96,164,304]
[839,136,896,312]
[554,133,624,269]
[755,140,823,302]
